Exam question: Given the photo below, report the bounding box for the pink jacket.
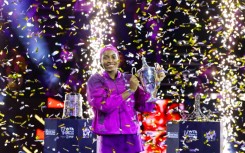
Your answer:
[86,71,155,135]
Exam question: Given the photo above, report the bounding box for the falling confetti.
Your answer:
[0,0,244,152]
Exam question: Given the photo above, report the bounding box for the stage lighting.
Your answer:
[0,8,4,27]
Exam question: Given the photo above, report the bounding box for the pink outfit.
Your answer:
[86,71,156,135]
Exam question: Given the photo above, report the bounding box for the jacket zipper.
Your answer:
[113,79,122,134]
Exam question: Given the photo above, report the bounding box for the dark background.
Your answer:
[0,0,244,152]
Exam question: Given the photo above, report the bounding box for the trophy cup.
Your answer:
[181,93,210,121]
[135,56,158,102]
[62,93,83,119]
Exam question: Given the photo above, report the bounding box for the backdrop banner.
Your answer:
[166,121,223,153]
[44,118,96,153]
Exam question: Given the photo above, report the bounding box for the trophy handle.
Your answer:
[154,63,159,68]
[131,67,138,77]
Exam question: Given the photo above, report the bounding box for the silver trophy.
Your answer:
[135,56,158,102]
[181,93,210,121]
[62,93,83,119]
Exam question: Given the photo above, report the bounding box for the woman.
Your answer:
[86,44,166,153]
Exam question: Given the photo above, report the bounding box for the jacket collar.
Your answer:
[102,70,122,80]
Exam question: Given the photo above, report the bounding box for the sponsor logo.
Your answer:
[183,130,198,143]
[45,129,56,136]
[167,132,179,138]
[205,130,216,142]
[82,127,92,138]
[60,126,75,139]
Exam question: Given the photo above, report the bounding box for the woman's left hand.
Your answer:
[155,63,166,83]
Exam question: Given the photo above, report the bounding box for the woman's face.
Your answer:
[101,50,120,73]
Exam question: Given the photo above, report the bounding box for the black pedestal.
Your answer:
[44,118,96,153]
[166,121,223,153]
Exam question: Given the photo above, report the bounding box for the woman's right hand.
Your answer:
[129,75,140,92]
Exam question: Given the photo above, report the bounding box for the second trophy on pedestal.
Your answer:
[62,93,83,119]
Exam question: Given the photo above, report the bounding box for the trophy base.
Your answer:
[146,97,159,103]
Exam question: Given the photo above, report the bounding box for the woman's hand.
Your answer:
[154,63,166,83]
[129,75,140,92]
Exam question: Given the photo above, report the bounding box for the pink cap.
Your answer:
[99,44,119,59]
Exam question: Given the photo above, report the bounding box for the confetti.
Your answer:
[0,0,244,152]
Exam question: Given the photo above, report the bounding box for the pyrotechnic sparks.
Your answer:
[0,0,244,152]
[206,0,245,152]
[88,0,116,74]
